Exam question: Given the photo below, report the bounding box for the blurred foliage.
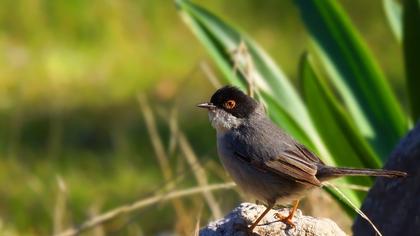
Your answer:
[0,0,413,235]
[0,0,201,111]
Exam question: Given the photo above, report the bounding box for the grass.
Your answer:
[0,98,239,235]
[0,152,158,234]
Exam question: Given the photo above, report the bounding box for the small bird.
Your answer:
[198,86,407,231]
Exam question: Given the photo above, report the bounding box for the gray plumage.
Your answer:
[216,108,320,205]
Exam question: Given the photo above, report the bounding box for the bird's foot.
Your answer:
[274,212,296,228]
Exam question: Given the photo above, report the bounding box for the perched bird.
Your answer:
[197,86,407,231]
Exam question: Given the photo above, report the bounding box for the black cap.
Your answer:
[209,86,258,118]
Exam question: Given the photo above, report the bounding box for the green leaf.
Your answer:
[295,0,408,160]
[300,54,382,171]
[403,0,420,122]
[383,0,403,42]
[300,54,376,205]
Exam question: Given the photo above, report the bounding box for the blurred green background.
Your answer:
[0,0,406,235]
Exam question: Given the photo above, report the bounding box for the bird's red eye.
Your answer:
[224,100,236,109]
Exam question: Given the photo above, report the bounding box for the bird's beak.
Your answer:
[197,102,216,110]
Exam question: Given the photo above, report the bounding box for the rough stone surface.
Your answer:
[200,203,346,236]
[353,123,420,236]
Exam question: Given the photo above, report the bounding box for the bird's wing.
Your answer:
[294,142,324,165]
[234,144,322,187]
[264,148,322,187]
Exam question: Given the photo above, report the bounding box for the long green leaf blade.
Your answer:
[301,54,377,205]
[295,0,408,159]
[300,54,382,171]
[403,0,420,122]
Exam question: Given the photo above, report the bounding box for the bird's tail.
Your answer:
[316,166,407,181]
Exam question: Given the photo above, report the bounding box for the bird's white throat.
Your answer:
[208,110,242,134]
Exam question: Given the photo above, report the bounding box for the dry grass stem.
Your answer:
[138,94,191,233]
[178,132,223,219]
[53,175,68,235]
[231,41,255,97]
[193,207,202,236]
[167,108,223,219]
[324,182,382,236]
[88,203,105,236]
[155,106,224,220]
[200,61,222,89]
[55,182,235,236]
[167,108,179,157]
[138,94,172,181]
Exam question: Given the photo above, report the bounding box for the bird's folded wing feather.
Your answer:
[235,144,322,187]
[294,143,324,164]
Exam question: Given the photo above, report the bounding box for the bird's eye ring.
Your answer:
[224,100,236,109]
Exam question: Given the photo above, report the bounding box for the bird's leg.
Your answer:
[274,200,300,228]
[249,202,274,231]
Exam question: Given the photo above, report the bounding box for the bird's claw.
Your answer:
[274,213,296,228]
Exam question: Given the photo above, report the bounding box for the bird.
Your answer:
[197,86,407,232]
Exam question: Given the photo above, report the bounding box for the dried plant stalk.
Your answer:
[138,94,191,233]
[55,182,235,236]
[53,176,68,235]
[166,108,223,219]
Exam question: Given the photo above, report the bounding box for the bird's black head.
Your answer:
[207,86,258,118]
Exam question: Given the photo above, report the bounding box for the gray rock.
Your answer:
[353,123,420,236]
[200,202,346,236]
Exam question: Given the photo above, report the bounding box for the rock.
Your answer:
[353,123,420,236]
[200,202,346,236]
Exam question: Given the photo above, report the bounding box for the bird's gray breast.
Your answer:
[216,120,302,203]
[217,130,264,199]
[217,122,288,201]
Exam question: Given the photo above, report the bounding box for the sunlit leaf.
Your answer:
[383,0,403,42]
[295,0,408,160]
[300,54,382,171]
[300,54,379,205]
